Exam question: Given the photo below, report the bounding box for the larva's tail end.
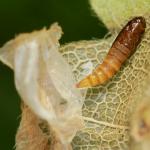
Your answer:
[76,78,91,88]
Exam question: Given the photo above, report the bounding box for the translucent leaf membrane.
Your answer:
[59,16,150,150]
[0,23,84,149]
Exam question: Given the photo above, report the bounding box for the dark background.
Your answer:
[0,0,107,149]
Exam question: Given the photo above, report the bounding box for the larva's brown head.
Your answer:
[117,16,146,52]
[130,16,146,35]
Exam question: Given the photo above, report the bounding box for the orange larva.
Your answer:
[76,16,146,88]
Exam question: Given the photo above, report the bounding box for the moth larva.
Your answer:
[76,16,146,88]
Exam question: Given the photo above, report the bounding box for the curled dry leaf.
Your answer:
[0,23,84,149]
[15,103,51,150]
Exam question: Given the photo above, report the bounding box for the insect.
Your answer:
[76,16,146,88]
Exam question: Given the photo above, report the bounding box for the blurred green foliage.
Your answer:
[0,0,107,149]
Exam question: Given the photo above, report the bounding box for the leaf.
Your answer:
[0,23,84,149]
[90,0,150,31]
[59,16,150,149]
